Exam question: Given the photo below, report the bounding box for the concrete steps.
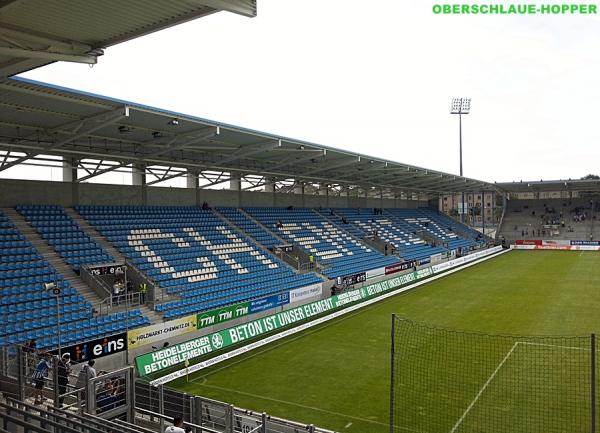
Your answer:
[212,207,308,275]
[65,208,162,324]
[2,208,102,308]
[64,208,125,262]
[238,208,289,245]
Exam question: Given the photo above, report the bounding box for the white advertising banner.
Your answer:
[289,283,323,303]
[366,266,386,279]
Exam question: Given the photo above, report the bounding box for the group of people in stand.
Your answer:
[25,338,97,407]
[112,279,148,305]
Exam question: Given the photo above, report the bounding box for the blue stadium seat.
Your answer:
[245,207,400,278]
[0,209,149,350]
[76,205,323,319]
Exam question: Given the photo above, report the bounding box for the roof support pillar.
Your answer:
[294,181,305,207]
[264,178,275,193]
[229,175,241,191]
[186,170,200,206]
[230,174,242,207]
[341,187,349,208]
[133,163,147,205]
[63,157,79,206]
[264,177,275,206]
[186,170,198,189]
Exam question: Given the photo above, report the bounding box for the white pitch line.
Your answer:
[196,380,425,433]
[518,341,590,351]
[345,422,353,428]
[449,341,520,433]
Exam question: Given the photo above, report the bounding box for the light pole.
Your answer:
[44,282,62,356]
[116,265,129,363]
[450,97,471,224]
[123,265,128,339]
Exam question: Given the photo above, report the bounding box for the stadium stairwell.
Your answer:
[238,207,289,246]
[67,207,162,324]
[0,208,150,349]
[65,207,125,262]
[214,207,325,277]
[2,207,99,306]
[76,206,323,320]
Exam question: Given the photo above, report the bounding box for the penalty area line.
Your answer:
[449,341,520,433]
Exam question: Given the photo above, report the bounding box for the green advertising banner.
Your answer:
[196,302,250,329]
[136,267,435,376]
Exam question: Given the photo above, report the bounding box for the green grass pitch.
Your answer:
[170,251,600,432]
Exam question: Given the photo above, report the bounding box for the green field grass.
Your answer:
[170,251,600,432]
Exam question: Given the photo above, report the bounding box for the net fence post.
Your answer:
[592,333,596,433]
[389,313,396,433]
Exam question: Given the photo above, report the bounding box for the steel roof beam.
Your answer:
[0,23,94,53]
[303,156,361,176]
[143,127,218,159]
[146,169,187,186]
[0,107,128,173]
[217,139,281,165]
[193,0,257,17]
[266,148,326,171]
[0,46,99,64]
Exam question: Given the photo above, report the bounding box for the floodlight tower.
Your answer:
[450,97,471,224]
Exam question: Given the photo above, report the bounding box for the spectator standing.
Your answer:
[138,282,148,304]
[165,416,186,433]
[75,359,97,402]
[32,352,52,404]
[112,282,121,306]
[57,353,72,408]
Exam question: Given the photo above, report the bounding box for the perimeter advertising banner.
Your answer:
[138,246,503,382]
[197,302,250,329]
[127,315,197,348]
[571,240,600,246]
[385,261,416,275]
[53,332,127,362]
[136,267,436,376]
[513,239,600,250]
[249,292,289,314]
[288,283,323,303]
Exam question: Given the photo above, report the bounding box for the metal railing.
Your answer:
[135,379,335,433]
[79,263,114,301]
[2,397,146,433]
[124,259,163,307]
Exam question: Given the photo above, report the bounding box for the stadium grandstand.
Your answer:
[1,1,597,433]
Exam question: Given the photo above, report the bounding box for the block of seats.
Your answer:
[386,208,479,253]
[17,205,114,272]
[76,205,323,319]
[0,210,148,349]
[245,207,400,278]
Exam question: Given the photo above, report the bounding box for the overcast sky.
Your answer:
[19,0,600,184]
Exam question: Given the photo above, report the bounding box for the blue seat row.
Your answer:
[0,209,149,349]
[77,205,323,319]
[17,205,114,272]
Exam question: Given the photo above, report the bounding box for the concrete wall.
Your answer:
[0,179,428,208]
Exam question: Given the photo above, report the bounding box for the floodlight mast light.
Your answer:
[450,97,471,223]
